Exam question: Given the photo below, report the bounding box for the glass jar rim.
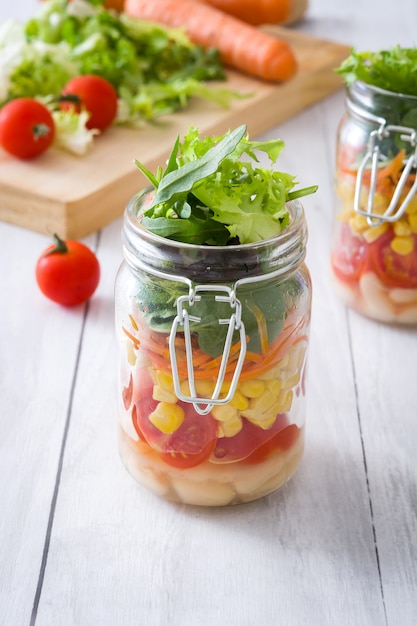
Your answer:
[122,186,308,282]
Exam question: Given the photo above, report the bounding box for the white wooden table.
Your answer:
[1,1,416,625]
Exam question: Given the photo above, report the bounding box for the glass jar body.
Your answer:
[116,189,312,506]
[331,81,417,324]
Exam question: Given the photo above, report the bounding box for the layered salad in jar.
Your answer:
[331,47,417,324]
[116,125,316,505]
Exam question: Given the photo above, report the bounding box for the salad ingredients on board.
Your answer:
[0,0,234,156]
[0,97,55,159]
[124,0,298,82]
[36,233,100,306]
[331,47,417,324]
[116,125,315,505]
[60,74,118,131]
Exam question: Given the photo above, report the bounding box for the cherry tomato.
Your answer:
[60,75,118,132]
[331,222,370,283]
[0,98,55,160]
[368,230,417,288]
[211,414,295,465]
[133,391,217,469]
[36,234,100,306]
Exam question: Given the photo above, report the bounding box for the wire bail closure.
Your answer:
[169,284,247,415]
[354,122,417,227]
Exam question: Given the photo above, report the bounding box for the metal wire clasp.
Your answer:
[169,284,247,415]
[354,122,417,226]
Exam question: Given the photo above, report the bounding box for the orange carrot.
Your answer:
[124,0,297,82]
[193,0,291,25]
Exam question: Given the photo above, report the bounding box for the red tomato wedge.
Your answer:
[132,372,217,468]
[368,230,417,289]
[211,414,298,464]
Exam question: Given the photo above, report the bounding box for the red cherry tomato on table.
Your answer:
[60,75,118,132]
[0,98,55,160]
[35,234,100,306]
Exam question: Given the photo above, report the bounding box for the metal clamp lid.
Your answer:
[354,121,417,226]
[169,285,247,415]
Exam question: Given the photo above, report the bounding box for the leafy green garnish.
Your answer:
[136,124,317,245]
[336,46,417,95]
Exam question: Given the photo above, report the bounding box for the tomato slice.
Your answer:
[132,377,217,468]
[331,222,370,283]
[211,414,297,465]
[368,230,417,288]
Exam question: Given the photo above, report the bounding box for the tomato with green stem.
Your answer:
[60,75,118,132]
[0,98,55,160]
[36,234,100,306]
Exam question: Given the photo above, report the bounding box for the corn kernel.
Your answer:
[152,385,177,403]
[405,196,417,215]
[408,213,417,233]
[239,379,266,398]
[149,402,184,434]
[180,379,191,396]
[156,370,175,393]
[393,220,412,237]
[229,390,249,411]
[390,236,414,256]
[212,404,238,423]
[195,378,216,396]
[266,379,281,396]
[362,223,389,243]
[218,414,243,438]
[349,214,369,233]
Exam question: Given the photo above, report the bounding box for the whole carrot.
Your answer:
[194,0,308,26]
[124,0,297,82]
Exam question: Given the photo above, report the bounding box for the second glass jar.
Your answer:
[331,80,417,324]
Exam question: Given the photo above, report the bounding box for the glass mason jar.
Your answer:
[115,188,312,506]
[331,81,417,324]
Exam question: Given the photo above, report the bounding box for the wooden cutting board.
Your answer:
[0,27,350,239]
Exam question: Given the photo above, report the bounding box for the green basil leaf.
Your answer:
[149,124,247,208]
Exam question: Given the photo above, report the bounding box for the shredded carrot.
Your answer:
[122,326,140,350]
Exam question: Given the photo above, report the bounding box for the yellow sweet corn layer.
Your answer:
[218,414,243,438]
[362,222,389,243]
[239,379,266,398]
[405,195,417,214]
[408,213,417,233]
[229,390,249,411]
[393,220,412,237]
[349,214,369,233]
[152,385,178,403]
[212,403,239,423]
[390,235,414,255]
[149,401,185,434]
